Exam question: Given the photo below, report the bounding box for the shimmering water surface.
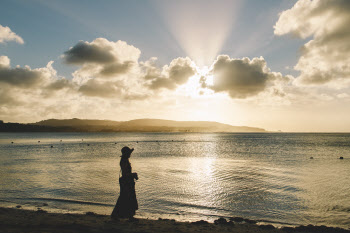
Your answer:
[0,132,349,228]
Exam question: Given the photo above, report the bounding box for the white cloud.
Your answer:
[0,56,10,67]
[0,25,24,44]
[274,0,350,86]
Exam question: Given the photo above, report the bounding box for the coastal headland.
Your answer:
[1,207,349,233]
[0,118,266,133]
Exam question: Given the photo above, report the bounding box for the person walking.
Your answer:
[111,146,138,221]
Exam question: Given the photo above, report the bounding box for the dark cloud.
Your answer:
[78,79,123,98]
[0,87,22,106]
[148,77,176,90]
[206,55,271,98]
[144,57,195,90]
[63,41,116,65]
[99,61,134,77]
[0,66,43,88]
[64,39,141,80]
[45,78,73,91]
[168,62,195,85]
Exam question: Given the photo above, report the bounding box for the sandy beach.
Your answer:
[1,207,349,233]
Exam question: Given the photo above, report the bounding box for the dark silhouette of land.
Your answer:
[0,118,266,132]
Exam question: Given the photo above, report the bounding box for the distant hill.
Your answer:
[27,118,266,132]
[33,118,122,127]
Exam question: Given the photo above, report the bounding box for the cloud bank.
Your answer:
[275,0,350,86]
[0,25,24,44]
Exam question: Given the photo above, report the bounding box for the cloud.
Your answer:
[0,56,10,67]
[0,56,47,88]
[274,0,350,85]
[0,25,24,44]
[143,57,196,90]
[202,55,290,99]
[62,38,150,100]
[63,41,116,64]
[0,57,73,105]
[78,79,123,98]
[99,61,134,77]
[63,38,140,79]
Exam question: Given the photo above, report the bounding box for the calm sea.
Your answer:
[0,132,349,228]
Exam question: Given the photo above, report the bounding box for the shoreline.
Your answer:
[1,207,349,233]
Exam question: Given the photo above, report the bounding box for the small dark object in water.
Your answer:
[43,203,48,206]
[11,142,14,144]
[192,220,209,225]
[259,224,275,230]
[339,156,344,159]
[214,217,227,225]
[16,205,21,208]
[229,217,244,222]
[137,141,138,143]
[310,157,313,159]
[115,142,117,144]
[87,144,90,146]
[50,145,53,148]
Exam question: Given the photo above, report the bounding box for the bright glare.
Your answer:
[153,0,242,66]
[197,66,214,86]
[176,65,216,97]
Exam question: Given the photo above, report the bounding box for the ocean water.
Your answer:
[0,132,349,228]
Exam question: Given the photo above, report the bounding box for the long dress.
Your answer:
[111,157,138,219]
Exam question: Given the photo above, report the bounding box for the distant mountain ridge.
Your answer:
[28,118,266,132]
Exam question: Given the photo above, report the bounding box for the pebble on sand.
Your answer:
[191,220,209,225]
[230,217,244,222]
[214,218,228,225]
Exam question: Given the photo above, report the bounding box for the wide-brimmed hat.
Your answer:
[121,146,134,155]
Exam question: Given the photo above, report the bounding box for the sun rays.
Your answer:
[152,0,242,67]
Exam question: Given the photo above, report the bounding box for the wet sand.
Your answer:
[0,207,349,233]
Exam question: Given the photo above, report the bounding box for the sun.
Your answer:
[196,66,214,86]
[176,65,215,98]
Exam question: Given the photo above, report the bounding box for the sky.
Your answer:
[0,0,350,132]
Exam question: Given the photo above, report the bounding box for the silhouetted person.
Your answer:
[111,146,138,221]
